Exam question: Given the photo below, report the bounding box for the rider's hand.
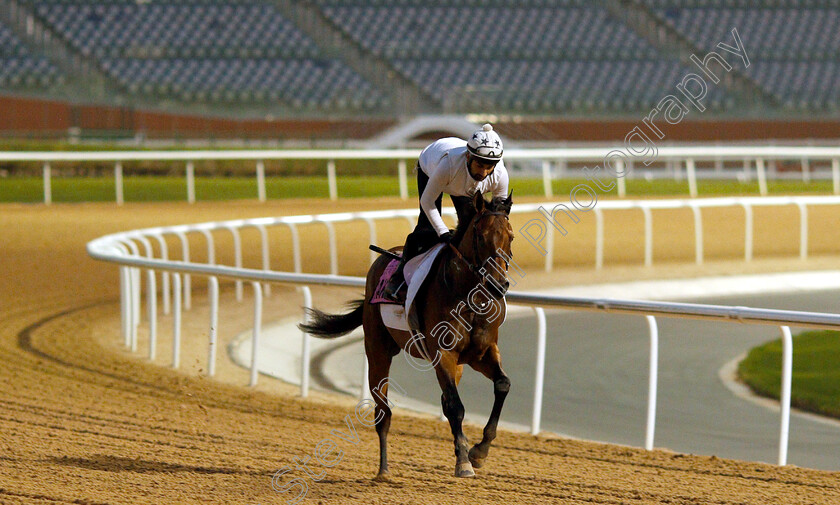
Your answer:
[439,231,453,243]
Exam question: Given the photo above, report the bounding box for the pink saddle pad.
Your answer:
[370,258,402,304]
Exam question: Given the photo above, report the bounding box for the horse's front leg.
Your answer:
[467,344,510,469]
[434,353,474,477]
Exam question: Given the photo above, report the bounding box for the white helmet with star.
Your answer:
[467,123,504,161]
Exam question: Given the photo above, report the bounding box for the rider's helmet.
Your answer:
[467,123,504,162]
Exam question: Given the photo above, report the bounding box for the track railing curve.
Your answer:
[88,196,840,466]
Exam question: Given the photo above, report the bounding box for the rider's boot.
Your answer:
[382,260,406,302]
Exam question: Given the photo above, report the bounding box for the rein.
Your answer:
[445,209,510,289]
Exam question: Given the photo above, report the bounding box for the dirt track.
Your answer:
[2,197,840,505]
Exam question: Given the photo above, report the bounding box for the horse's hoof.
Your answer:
[468,447,486,469]
[454,462,475,478]
[373,471,391,482]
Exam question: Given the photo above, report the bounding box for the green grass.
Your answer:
[0,175,420,202]
[0,175,835,203]
[738,330,840,419]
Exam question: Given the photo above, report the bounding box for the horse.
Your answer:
[299,190,514,479]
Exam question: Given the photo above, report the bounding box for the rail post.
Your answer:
[208,277,219,377]
[364,217,377,265]
[756,158,768,196]
[544,224,554,272]
[531,307,546,435]
[249,282,263,387]
[742,202,753,262]
[398,160,409,200]
[778,325,793,466]
[116,243,131,347]
[174,231,191,309]
[172,273,182,368]
[645,315,659,451]
[42,162,51,205]
[616,158,626,198]
[127,266,137,351]
[200,229,215,264]
[152,234,171,315]
[323,221,338,275]
[120,266,130,347]
[256,160,266,202]
[797,202,808,260]
[227,226,243,301]
[186,161,196,204]
[122,240,142,345]
[690,204,703,265]
[256,224,270,295]
[642,206,653,267]
[595,207,604,270]
[542,160,553,198]
[327,160,338,201]
[300,286,312,397]
[686,158,697,198]
[147,270,157,360]
[285,223,302,274]
[115,161,124,205]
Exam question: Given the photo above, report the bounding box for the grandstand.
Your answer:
[0,0,837,140]
[0,14,61,89]
[649,3,840,111]
[317,1,735,113]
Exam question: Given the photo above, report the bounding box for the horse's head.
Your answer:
[455,190,514,299]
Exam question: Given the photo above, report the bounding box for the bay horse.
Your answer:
[299,190,514,479]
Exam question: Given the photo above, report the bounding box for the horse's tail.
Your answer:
[298,299,365,339]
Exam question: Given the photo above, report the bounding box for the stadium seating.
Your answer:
[316,1,732,113]
[650,2,840,110]
[25,0,387,109]
[98,57,383,108]
[1,0,836,114]
[0,21,63,88]
[318,3,661,60]
[391,59,730,112]
[31,2,320,59]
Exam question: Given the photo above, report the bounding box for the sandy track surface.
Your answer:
[2,197,840,505]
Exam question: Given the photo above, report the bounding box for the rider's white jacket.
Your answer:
[418,137,509,237]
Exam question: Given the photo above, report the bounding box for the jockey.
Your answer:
[383,123,509,301]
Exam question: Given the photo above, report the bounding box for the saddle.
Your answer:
[370,244,447,331]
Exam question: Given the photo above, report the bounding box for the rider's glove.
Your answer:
[438,231,453,243]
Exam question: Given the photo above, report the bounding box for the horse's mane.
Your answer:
[451,195,508,246]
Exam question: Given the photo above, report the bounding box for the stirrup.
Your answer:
[383,262,406,301]
[383,277,405,302]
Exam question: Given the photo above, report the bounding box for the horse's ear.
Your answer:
[472,191,485,212]
[503,190,513,214]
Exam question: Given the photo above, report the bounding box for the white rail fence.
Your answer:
[87,197,840,466]
[7,145,840,204]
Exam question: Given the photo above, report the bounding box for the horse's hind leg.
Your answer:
[364,320,400,480]
[467,345,510,469]
[435,353,474,478]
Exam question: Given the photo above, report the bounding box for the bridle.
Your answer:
[447,209,511,286]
